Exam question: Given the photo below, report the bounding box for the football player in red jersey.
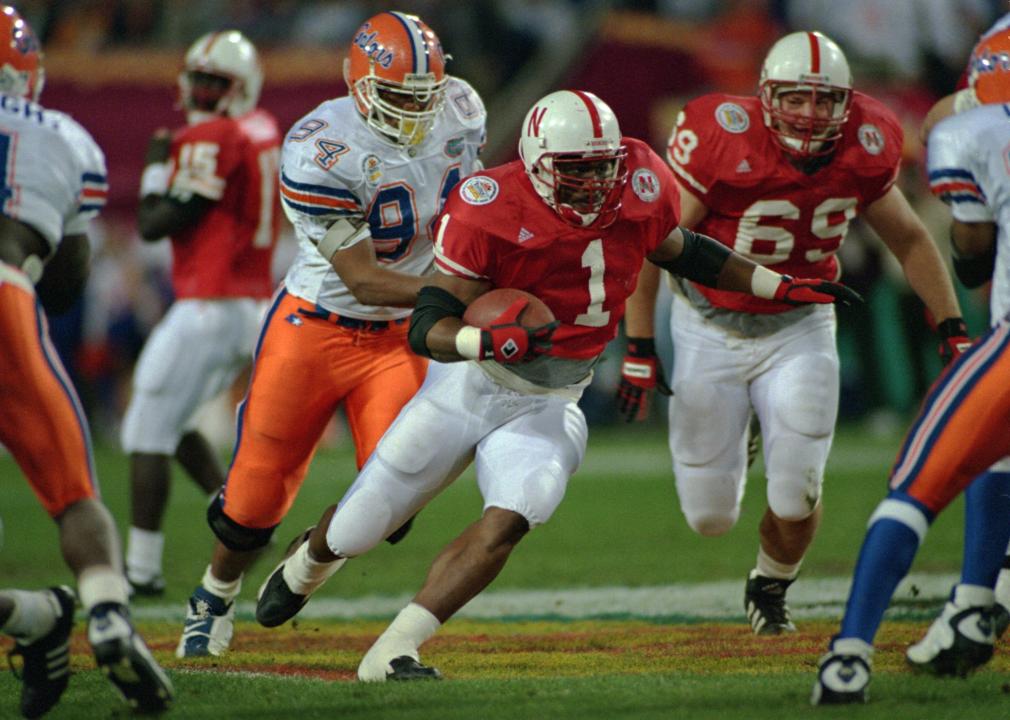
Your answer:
[253,89,860,681]
[0,7,173,715]
[121,30,282,596]
[619,31,967,636]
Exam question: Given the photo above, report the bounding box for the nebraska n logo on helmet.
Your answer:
[759,31,852,157]
[519,90,629,228]
[345,11,449,147]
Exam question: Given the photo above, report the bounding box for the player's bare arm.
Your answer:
[324,219,429,308]
[0,214,49,277]
[863,184,962,323]
[647,226,861,305]
[35,233,90,315]
[950,219,997,288]
[136,129,214,241]
[408,272,490,363]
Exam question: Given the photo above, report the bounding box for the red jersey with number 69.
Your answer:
[433,137,679,360]
[166,108,281,299]
[667,91,902,314]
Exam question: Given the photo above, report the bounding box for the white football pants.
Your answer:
[667,294,839,536]
[325,360,588,558]
[121,297,267,454]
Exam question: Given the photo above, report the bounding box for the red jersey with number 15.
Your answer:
[166,108,281,299]
[667,91,902,314]
[434,137,679,360]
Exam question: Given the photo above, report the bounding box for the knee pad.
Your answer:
[675,467,743,536]
[206,491,276,552]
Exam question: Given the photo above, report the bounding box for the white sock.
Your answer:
[0,590,61,642]
[126,526,164,582]
[953,583,995,608]
[378,602,441,650]
[78,566,129,612]
[281,542,346,595]
[755,547,801,581]
[201,566,241,603]
[995,566,1010,608]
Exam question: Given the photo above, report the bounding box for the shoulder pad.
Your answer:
[443,77,486,130]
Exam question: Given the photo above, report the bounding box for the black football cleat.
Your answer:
[388,655,442,681]
[8,586,76,719]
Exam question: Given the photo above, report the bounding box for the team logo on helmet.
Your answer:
[459,176,498,205]
[715,102,750,134]
[857,124,885,155]
[12,18,38,56]
[631,168,660,202]
[353,25,394,69]
[361,154,383,184]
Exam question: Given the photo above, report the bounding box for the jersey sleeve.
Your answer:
[168,120,244,202]
[666,95,745,201]
[59,115,108,236]
[927,115,994,223]
[432,208,495,281]
[278,123,365,247]
[854,100,904,206]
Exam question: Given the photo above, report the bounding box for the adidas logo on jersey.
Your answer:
[517,227,535,243]
[735,159,752,174]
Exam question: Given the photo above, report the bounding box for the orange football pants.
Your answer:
[889,320,1010,513]
[221,290,428,529]
[0,267,97,517]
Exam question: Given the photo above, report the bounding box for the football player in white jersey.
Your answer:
[902,29,1010,675]
[0,6,173,716]
[176,10,486,658]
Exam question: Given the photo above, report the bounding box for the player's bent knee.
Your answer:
[206,492,276,552]
[685,512,736,537]
[675,466,743,536]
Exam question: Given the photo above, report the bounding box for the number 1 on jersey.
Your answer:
[575,239,609,327]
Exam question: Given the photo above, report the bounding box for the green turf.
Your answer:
[0,421,984,719]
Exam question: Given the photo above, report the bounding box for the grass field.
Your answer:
[1,423,1007,718]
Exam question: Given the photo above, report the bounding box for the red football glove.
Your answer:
[616,337,672,423]
[479,298,558,363]
[936,317,971,366]
[774,276,863,306]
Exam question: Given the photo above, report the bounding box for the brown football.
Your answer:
[463,288,555,328]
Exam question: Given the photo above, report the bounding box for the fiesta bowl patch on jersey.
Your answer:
[715,102,750,134]
[459,176,499,205]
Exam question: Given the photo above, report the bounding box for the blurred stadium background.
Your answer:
[19,0,1003,445]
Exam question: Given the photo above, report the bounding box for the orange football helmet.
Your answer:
[969,30,1010,104]
[344,11,448,146]
[0,5,43,101]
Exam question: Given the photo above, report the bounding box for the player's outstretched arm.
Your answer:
[327,231,428,308]
[648,226,861,305]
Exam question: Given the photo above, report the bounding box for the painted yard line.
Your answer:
[133,572,957,622]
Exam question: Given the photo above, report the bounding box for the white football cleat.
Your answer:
[906,594,994,677]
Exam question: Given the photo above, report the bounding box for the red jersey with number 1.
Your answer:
[166,108,281,299]
[667,91,902,314]
[434,137,679,360]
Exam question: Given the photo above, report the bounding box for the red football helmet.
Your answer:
[969,30,1010,104]
[518,90,628,228]
[0,5,43,101]
[759,31,852,157]
[344,11,448,146]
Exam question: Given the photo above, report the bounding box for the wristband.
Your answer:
[139,162,171,197]
[454,325,482,360]
[751,265,783,299]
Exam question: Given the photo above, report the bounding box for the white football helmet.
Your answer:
[759,31,852,157]
[519,90,627,227]
[178,30,262,122]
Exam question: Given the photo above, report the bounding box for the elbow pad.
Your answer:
[655,228,731,288]
[318,217,369,261]
[408,285,468,358]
